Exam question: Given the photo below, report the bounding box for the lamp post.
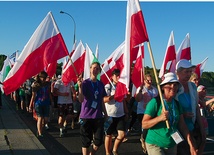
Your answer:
[60,11,76,45]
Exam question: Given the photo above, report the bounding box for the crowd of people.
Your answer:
[4,60,214,155]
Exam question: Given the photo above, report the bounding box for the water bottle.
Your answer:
[104,117,113,133]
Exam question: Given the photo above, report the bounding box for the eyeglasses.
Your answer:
[163,83,179,90]
[145,79,152,83]
[192,78,199,81]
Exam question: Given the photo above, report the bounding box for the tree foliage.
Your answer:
[0,54,7,70]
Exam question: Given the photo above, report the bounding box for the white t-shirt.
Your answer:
[136,86,158,114]
[54,79,74,104]
[104,83,125,117]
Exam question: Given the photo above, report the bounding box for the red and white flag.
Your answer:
[100,41,125,85]
[69,40,77,58]
[169,33,191,73]
[194,57,208,79]
[131,44,144,89]
[159,31,176,78]
[45,61,57,78]
[62,41,77,72]
[114,0,149,102]
[62,40,85,84]
[176,33,191,61]
[3,12,69,95]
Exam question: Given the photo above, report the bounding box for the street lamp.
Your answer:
[60,11,76,45]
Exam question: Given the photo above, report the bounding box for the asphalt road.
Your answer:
[4,95,214,155]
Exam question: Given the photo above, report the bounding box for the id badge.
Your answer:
[171,130,184,144]
[91,101,98,109]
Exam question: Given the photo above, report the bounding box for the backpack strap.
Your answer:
[154,96,161,117]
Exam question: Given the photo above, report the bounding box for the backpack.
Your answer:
[141,96,180,154]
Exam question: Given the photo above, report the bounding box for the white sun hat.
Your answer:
[176,59,196,71]
[160,72,180,86]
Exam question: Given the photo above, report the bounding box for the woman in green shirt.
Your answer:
[142,72,197,155]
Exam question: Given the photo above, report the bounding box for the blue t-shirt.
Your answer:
[177,92,194,131]
[80,78,107,119]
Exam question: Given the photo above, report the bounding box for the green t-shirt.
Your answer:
[19,88,25,96]
[144,97,182,148]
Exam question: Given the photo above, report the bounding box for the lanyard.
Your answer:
[90,80,99,100]
[164,99,176,130]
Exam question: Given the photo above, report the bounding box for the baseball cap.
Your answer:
[176,59,196,71]
[197,85,206,92]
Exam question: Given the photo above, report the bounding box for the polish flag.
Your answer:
[108,44,124,73]
[62,40,85,84]
[114,0,149,102]
[100,41,125,85]
[170,33,191,72]
[3,12,69,95]
[62,41,77,72]
[69,40,77,58]
[176,33,191,61]
[159,31,176,78]
[194,57,208,79]
[45,61,57,78]
[131,44,144,89]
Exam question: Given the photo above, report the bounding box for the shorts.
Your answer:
[106,115,126,135]
[80,118,104,148]
[35,104,50,117]
[20,95,25,102]
[146,143,177,155]
[25,94,31,106]
[58,104,74,116]
[53,95,58,108]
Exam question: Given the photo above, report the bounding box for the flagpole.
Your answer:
[147,41,170,129]
[100,65,115,89]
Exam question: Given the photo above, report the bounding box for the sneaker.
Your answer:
[60,129,64,137]
[37,134,44,138]
[122,138,128,143]
[112,151,118,155]
[131,127,138,131]
[45,124,49,130]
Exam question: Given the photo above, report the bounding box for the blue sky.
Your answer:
[0,1,214,72]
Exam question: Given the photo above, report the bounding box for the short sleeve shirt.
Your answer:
[144,98,182,148]
[54,79,74,104]
[80,78,107,119]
